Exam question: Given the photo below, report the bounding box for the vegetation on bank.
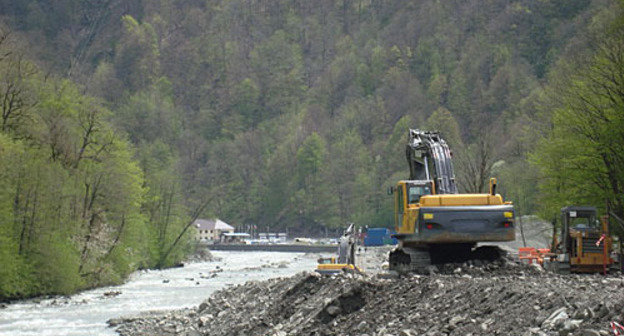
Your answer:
[0,34,195,300]
[0,0,623,299]
[531,12,624,221]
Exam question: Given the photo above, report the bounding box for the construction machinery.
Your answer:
[544,206,616,274]
[316,224,362,275]
[388,130,515,272]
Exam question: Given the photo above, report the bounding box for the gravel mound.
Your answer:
[112,254,624,336]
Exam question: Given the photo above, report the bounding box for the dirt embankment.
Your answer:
[112,249,624,336]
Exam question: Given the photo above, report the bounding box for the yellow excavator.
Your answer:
[389,130,515,272]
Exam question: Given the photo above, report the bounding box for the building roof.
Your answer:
[194,218,234,231]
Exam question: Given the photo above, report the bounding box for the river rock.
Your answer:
[580,329,601,336]
[325,305,341,316]
[103,291,122,297]
[542,308,569,329]
[112,247,624,336]
[399,329,416,336]
[108,317,133,327]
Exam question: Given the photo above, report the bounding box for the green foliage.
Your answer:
[1,0,622,300]
[116,81,181,144]
[230,78,261,128]
[33,234,83,295]
[293,132,339,230]
[0,44,178,299]
[296,133,326,187]
[531,16,624,221]
[250,30,306,118]
[0,135,35,298]
[425,107,463,148]
[0,235,32,297]
[115,15,160,93]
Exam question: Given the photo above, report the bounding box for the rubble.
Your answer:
[113,248,624,336]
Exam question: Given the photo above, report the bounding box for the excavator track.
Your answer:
[389,247,431,274]
[389,245,506,274]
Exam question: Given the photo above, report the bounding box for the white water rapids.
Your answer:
[0,251,323,336]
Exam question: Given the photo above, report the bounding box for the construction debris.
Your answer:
[112,248,624,336]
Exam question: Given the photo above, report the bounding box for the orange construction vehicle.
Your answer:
[543,206,616,274]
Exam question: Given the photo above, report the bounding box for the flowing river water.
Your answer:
[0,251,323,336]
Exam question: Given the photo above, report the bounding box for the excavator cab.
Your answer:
[393,180,434,233]
[407,183,433,204]
[566,209,598,231]
[560,207,600,251]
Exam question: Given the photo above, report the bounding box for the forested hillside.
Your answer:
[0,0,623,299]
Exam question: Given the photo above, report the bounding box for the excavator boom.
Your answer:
[406,130,458,194]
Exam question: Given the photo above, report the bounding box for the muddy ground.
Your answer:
[112,245,624,336]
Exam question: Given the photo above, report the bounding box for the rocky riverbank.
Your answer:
[185,248,220,264]
[111,248,624,336]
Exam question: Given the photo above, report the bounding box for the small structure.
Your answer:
[221,232,251,243]
[194,218,234,242]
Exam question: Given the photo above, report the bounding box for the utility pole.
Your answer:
[518,211,526,247]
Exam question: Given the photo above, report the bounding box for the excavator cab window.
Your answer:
[397,186,405,213]
[396,184,405,229]
[407,185,432,204]
[569,215,597,230]
[564,209,598,231]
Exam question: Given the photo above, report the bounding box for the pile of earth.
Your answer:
[111,252,624,336]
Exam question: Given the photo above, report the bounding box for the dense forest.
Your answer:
[0,0,623,299]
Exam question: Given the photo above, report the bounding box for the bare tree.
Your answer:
[0,29,37,133]
[455,131,499,193]
[156,198,211,269]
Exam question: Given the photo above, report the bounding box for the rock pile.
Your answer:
[113,253,624,336]
[185,248,219,263]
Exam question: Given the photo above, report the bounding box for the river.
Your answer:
[0,251,323,336]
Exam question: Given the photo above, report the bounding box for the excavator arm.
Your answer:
[406,129,458,194]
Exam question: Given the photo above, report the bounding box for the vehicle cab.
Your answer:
[392,180,434,234]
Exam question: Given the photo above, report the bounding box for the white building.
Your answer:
[194,218,234,241]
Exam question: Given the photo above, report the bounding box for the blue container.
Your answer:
[363,228,397,246]
[364,236,384,246]
[383,237,398,245]
[367,228,389,236]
